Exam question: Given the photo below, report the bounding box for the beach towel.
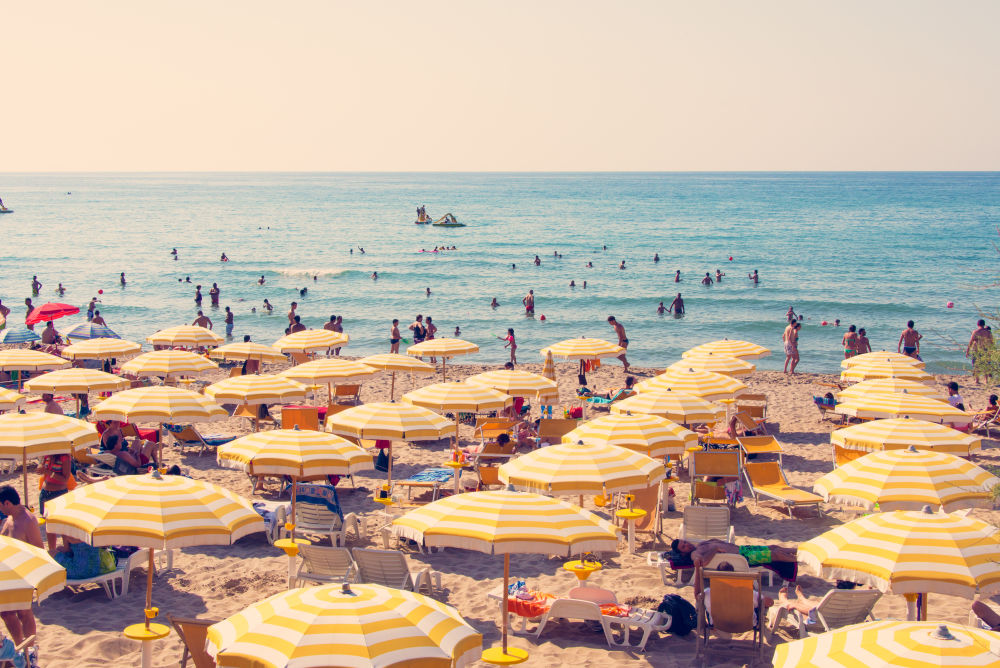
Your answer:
[294,483,343,519]
[404,467,454,483]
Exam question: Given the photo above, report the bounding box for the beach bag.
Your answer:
[374,449,389,472]
[578,374,588,386]
[98,548,117,574]
[656,594,697,636]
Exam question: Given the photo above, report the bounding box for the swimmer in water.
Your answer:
[372,272,378,280]
[263,299,273,313]
[258,275,265,285]
[748,269,759,285]
[657,301,666,315]
[454,326,461,336]
[701,273,713,285]
[533,256,541,266]
[715,269,724,283]
[359,247,365,254]
[221,253,228,261]
[587,261,593,268]
[582,280,587,289]
[490,297,499,308]
[619,260,626,270]
[569,280,575,287]
[674,270,681,282]
[57,283,66,296]
[426,287,431,296]
[654,253,660,262]
[669,293,684,314]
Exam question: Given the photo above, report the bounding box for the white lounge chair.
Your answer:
[768,589,881,639]
[566,586,668,651]
[678,505,734,544]
[292,499,363,547]
[351,547,441,594]
[294,545,357,586]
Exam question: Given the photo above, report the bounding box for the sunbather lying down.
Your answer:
[671,538,797,567]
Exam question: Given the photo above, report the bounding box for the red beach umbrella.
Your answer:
[25,303,80,326]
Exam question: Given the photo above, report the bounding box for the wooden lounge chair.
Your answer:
[733,411,767,436]
[736,393,767,418]
[697,570,764,663]
[294,545,357,586]
[736,434,785,465]
[627,483,664,538]
[476,465,504,490]
[678,505,734,544]
[743,461,823,517]
[233,404,277,429]
[167,614,219,668]
[228,367,243,378]
[333,384,361,405]
[473,417,516,444]
[689,451,742,506]
[536,418,579,445]
[351,547,441,593]
[768,589,881,640]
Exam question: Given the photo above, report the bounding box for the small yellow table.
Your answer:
[124,622,170,668]
[616,508,647,554]
[443,459,469,495]
[274,537,311,588]
[482,646,529,665]
[563,559,602,582]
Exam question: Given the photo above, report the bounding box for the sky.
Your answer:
[4,1,1000,171]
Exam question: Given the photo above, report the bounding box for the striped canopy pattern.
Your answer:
[61,321,120,340]
[562,413,698,459]
[0,413,98,460]
[798,509,1000,597]
[218,430,372,478]
[834,392,971,424]
[465,369,559,402]
[636,367,747,402]
[841,351,926,369]
[840,361,934,384]
[146,325,224,348]
[406,338,479,359]
[393,490,620,555]
[358,353,435,374]
[683,339,770,359]
[205,375,308,406]
[611,390,726,424]
[272,329,349,354]
[24,369,129,394]
[209,342,287,363]
[43,472,264,549]
[498,441,665,495]
[61,338,141,360]
[836,378,946,402]
[774,621,1000,668]
[280,359,380,384]
[93,386,228,424]
[814,448,1000,512]
[119,350,219,377]
[326,402,455,441]
[402,382,512,412]
[666,353,755,377]
[0,535,66,612]
[0,330,40,345]
[540,337,624,361]
[0,350,69,372]
[0,388,26,412]
[831,418,982,456]
[206,583,482,668]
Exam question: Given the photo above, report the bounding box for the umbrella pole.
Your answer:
[454,413,460,452]
[389,372,396,402]
[22,461,29,512]
[442,358,447,382]
[145,548,154,629]
[290,480,297,541]
[502,552,509,654]
[388,442,393,486]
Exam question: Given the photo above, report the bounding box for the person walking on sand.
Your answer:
[224,306,234,337]
[498,328,517,365]
[842,325,859,359]
[783,321,800,373]
[522,290,535,315]
[669,293,684,315]
[0,486,43,646]
[210,283,221,307]
[607,316,631,372]
[966,319,994,383]
[897,320,922,359]
[192,310,213,329]
[390,319,401,353]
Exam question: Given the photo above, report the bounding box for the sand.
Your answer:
[10,358,1000,667]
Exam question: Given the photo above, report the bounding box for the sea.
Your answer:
[1,172,997,375]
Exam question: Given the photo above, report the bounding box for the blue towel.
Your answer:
[404,467,454,483]
[295,483,343,519]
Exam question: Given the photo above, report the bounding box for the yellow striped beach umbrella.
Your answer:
[683,339,770,360]
[280,359,380,385]
[834,392,972,425]
[562,413,697,459]
[206,583,482,668]
[24,368,129,394]
[798,507,1000,599]
[218,429,373,479]
[814,447,1000,512]
[773,621,1000,668]
[205,374,308,406]
[0,388,26,412]
[842,351,926,369]
[666,353,755,378]
[61,338,142,360]
[0,535,66,612]
[407,338,479,381]
[465,369,559,403]
[840,361,934,384]
[541,349,556,382]
[393,490,619,662]
[498,440,665,496]
[359,353,435,400]
[611,390,726,425]
[836,378,947,402]
[832,418,981,459]
[540,337,624,360]
[93,385,228,424]
[209,342,286,363]
[403,382,512,449]
[0,350,70,388]
[636,367,747,402]
[119,350,219,377]
[0,412,98,504]
[273,329,349,354]
[147,325,223,348]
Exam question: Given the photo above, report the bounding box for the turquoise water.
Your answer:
[1,172,997,373]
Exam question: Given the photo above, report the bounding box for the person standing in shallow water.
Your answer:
[607,316,630,372]
[783,321,800,373]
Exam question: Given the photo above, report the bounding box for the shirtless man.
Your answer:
[30,276,42,294]
[41,321,62,345]
[0,299,9,322]
[607,316,630,372]
[786,306,796,323]
[324,315,337,332]
[533,255,541,266]
[258,275,266,285]
[224,307,234,337]
[966,319,994,383]
[671,538,797,568]
[668,293,684,315]
[289,315,306,333]
[842,325,859,359]
[24,298,34,330]
[522,290,535,315]
[701,273,713,285]
[715,269,724,283]
[783,321,800,373]
[287,302,298,328]
[91,311,107,326]
[674,270,681,283]
[42,393,63,415]
[192,311,213,329]
[748,270,759,285]
[0,486,43,645]
[490,298,499,308]
[263,299,273,313]
[390,319,401,353]
[209,283,221,307]
[897,320,922,359]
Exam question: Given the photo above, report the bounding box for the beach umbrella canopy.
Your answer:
[840,361,934,384]
[798,507,1000,598]
[842,351,926,369]
[325,402,455,441]
[218,429,372,479]
[119,349,218,377]
[562,413,697,459]
[23,368,129,394]
[540,337,624,360]
[498,440,665,496]
[61,338,141,360]
[279,358,380,385]
[204,374,308,406]
[0,349,69,372]
[831,418,982,457]
[773,621,1000,668]
[273,329,348,354]
[358,353,435,400]
[402,382,512,413]
[636,367,747,402]
[93,385,228,424]
[0,412,98,503]
[25,302,80,326]
[611,390,726,425]
[666,353,755,378]
[814,447,1000,512]
[206,583,482,668]
[147,325,224,349]
[208,342,287,364]
[0,329,41,345]
[683,339,770,360]
[61,321,121,340]
[406,338,479,359]
[834,392,972,425]
[836,378,947,403]
[0,388,26,412]
[465,369,559,403]
[0,535,66,612]
[541,349,556,382]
